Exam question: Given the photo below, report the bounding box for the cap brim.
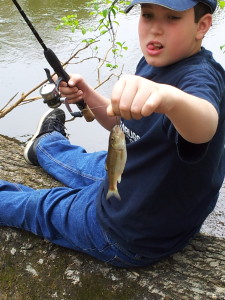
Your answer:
[124,0,198,13]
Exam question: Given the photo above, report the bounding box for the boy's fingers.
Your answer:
[68,80,76,87]
[111,77,127,115]
[107,104,117,117]
[141,93,159,117]
[60,81,68,87]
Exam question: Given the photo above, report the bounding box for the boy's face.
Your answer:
[138,4,206,67]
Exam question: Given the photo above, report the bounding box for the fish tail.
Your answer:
[106,189,121,200]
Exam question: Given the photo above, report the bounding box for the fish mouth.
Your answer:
[110,125,125,148]
[113,124,120,131]
[113,124,123,135]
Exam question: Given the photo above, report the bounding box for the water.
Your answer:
[0,1,224,150]
[0,0,121,151]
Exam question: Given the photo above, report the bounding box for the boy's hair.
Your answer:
[194,3,212,22]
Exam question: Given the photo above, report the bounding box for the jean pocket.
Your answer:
[104,233,153,268]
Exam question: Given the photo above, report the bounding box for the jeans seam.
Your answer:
[38,144,104,182]
[113,243,143,261]
[14,183,25,191]
[105,255,141,267]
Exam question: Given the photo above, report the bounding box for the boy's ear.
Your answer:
[196,13,212,40]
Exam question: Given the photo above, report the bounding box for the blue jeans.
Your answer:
[0,132,154,268]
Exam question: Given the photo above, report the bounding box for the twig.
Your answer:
[0,79,48,118]
[95,64,124,90]
[97,46,113,84]
[0,93,18,111]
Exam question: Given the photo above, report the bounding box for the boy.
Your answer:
[0,0,224,268]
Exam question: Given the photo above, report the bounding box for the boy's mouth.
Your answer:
[147,41,163,51]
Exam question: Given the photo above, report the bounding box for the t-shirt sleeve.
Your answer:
[162,116,210,163]
[175,65,223,113]
[163,66,224,163]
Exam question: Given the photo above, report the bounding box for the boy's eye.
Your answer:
[142,13,153,19]
[141,14,181,21]
[168,16,181,20]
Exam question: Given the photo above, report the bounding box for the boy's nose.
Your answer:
[150,20,163,36]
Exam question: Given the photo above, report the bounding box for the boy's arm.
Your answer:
[59,74,118,131]
[162,86,218,144]
[108,75,218,144]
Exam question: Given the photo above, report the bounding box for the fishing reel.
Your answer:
[40,68,83,117]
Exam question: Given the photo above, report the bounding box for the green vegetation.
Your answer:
[219,0,225,9]
[218,0,225,52]
[56,0,131,81]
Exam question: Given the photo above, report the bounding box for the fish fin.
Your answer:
[106,189,121,200]
[117,175,122,183]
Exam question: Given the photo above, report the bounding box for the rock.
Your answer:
[0,134,224,300]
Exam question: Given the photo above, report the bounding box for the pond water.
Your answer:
[0,0,224,151]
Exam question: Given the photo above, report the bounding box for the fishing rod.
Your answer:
[12,0,95,122]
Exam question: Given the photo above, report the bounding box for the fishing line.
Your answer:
[81,104,121,125]
[79,104,108,112]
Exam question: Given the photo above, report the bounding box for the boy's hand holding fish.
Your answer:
[107,74,218,144]
[60,73,218,145]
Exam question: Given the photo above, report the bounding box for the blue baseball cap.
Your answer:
[125,0,217,13]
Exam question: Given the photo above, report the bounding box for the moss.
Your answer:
[0,228,148,300]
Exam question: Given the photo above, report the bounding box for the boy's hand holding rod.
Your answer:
[12,0,95,122]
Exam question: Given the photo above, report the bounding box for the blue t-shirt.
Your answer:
[96,47,225,259]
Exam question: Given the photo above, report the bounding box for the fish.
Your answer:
[106,124,127,200]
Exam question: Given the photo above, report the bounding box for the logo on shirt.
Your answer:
[120,122,141,143]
